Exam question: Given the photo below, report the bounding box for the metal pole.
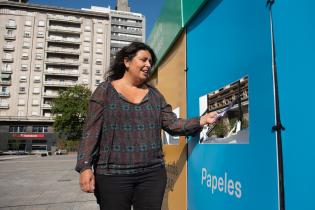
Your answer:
[267,1,285,210]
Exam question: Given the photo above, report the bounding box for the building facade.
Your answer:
[0,0,145,153]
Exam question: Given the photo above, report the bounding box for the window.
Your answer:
[35,53,43,60]
[97,28,103,33]
[95,79,101,85]
[32,99,39,106]
[32,125,48,133]
[9,125,27,133]
[35,64,41,71]
[95,69,101,74]
[38,20,45,27]
[7,29,13,36]
[35,54,42,60]
[36,42,44,49]
[1,86,8,93]
[20,76,27,82]
[18,99,25,106]
[21,64,28,71]
[19,87,26,93]
[96,48,102,54]
[33,87,40,94]
[37,31,44,38]
[23,42,30,49]
[7,19,16,28]
[84,26,91,31]
[96,38,103,44]
[25,20,32,26]
[84,36,91,42]
[34,76,41,83]
[3,53,13,60]
[82,79,88,84]
[21,52,29,60]
[31,111,39,116]
[82,69,88,74]
[96,59,102,65]
[83,57,89,64]
[83,46,90,52]
[3,63,12,72]
[24,31,31,38]
[17,110,24,117]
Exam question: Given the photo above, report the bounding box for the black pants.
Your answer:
[95,166,167,210]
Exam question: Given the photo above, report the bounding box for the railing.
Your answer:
[4,34,16,40]
[44,70,80,76]
[48,26,81,33]
[47,37,81,44]
[5,24,17,29]
[0,80,11,85]
[3,45,15,51]
[111,27,142,35]
[46,47,80,54]
[2,57,13,62]
[111,35,142,42]
[43,81,77,87]
[0,92,10,97]
[48,14,81,23]
[45,58,79,65]
[0,103,9,109]
[111,20,142,27]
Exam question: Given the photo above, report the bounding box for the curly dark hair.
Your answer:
[106,42,157,80]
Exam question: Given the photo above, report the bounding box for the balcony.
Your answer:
[1,68,13,74]
[0,80,11,86]
[43,81,77,87]
[111,35,142,42]
[46,47,80,55]
[45,58,80,66]
[0,92,10,97]
[110,42,129,48]
[43,92,59,98]
[47,37,81,44]
[3,45,15,51]
[4,34,16,40]
[2,57,14,63]
[48,14,82,23]
[111,27,142,35]
[111,20,142,28]
[0,103,9,109]
[6,24,17,29]
[48,26,81,34]
[42,103,52,109]
[44,69,80,76]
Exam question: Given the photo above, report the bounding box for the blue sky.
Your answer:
[29,0,164,39]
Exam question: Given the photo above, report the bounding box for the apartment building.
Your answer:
[0,0,145,153]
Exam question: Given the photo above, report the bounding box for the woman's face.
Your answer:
[124,50,153,83]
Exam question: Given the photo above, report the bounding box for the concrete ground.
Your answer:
[0,154,99,210]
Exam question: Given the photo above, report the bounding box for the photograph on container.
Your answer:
[199,76,249,144]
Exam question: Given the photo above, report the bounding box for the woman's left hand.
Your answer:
[200,112,219,126]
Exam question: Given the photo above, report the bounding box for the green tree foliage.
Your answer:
[51,85,92,140]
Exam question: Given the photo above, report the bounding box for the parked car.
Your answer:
[55,149,68,155]
[31,145,49,156]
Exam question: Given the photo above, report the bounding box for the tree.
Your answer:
[51,85,92,140]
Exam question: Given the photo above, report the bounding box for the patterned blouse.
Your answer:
[75,80,201,175]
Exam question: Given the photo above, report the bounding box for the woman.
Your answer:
[75,42,218,210]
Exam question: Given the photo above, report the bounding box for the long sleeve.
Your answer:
[160,95,202,136]
[75,87,105,173]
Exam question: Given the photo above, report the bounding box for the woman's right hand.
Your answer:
[79,169,95,193]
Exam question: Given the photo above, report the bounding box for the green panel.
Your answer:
[183,0,209,24]
[147,0,209,69]
[147,0,182,63]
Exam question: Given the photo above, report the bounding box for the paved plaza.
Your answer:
[0,154,99,210]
